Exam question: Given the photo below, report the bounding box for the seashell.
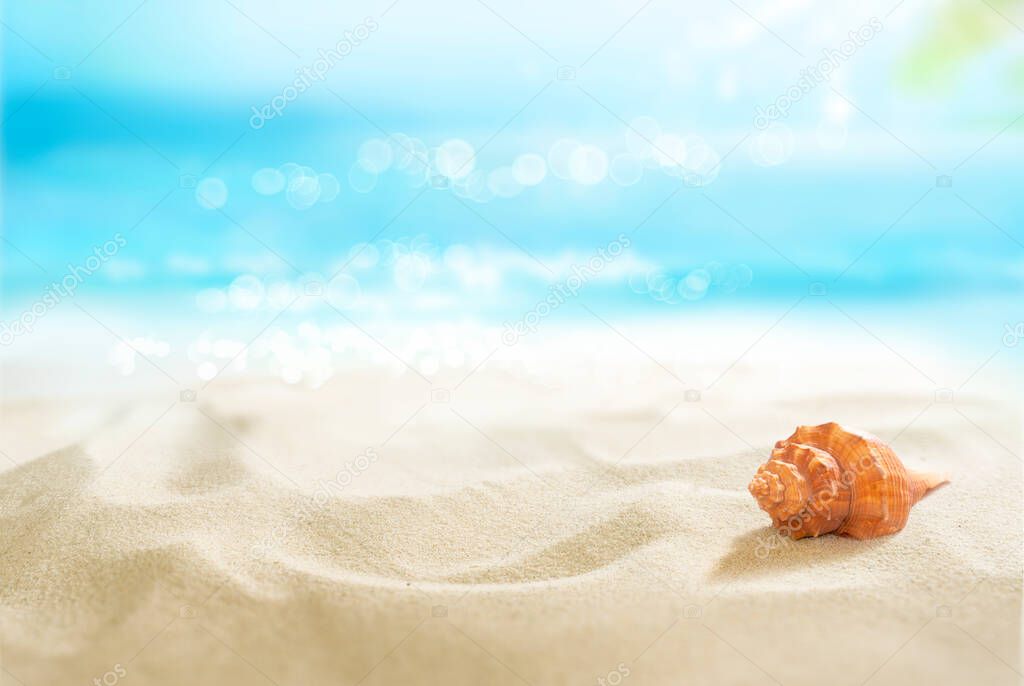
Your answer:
[748,422,949,540]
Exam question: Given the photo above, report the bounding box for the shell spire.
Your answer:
[906,468,952,505]
[748,422,950,540]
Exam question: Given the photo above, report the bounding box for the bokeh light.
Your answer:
[547,138,580,180]
[195,177,228,209]
[358,138,394,173]
[435,139,476,180]
[568,145,608,185]
[512,153,547,186]
[251,168,286,195]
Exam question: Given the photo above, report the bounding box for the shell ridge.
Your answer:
[748,423,948,540]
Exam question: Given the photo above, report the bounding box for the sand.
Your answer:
[1,326,1021,685]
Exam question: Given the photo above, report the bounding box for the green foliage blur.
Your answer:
[900,0,1022,94]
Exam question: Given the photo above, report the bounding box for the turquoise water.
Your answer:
[2,1,1022,357]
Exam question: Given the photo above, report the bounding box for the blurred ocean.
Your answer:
[2,0,1022,387]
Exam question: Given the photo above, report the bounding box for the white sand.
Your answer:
[1,327,1020,685]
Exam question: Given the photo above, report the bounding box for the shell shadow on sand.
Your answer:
[712,527,884,580]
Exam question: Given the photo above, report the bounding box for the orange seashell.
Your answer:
[748,422,950,540]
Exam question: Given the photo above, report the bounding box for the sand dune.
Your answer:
[1,344,1020,685]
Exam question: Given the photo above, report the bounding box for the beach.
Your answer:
[1,326,1020,685]
[3,0,1023,682]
